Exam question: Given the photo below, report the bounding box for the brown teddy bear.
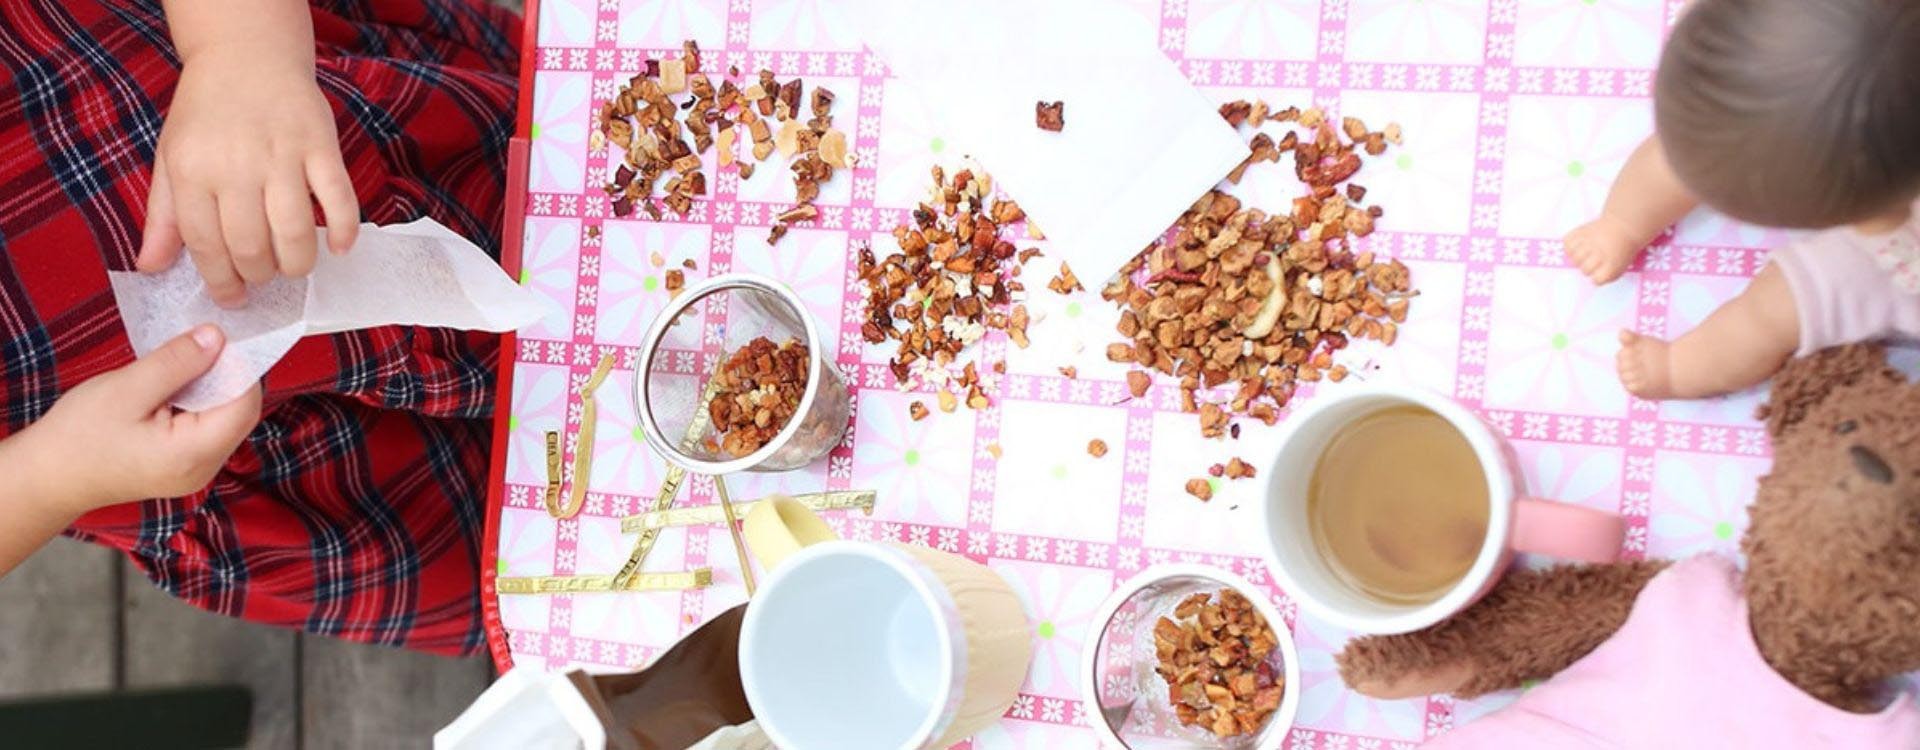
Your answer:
[1335,344,1920,747]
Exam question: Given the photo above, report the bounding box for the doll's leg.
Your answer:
[1337,562,1667,699]
[1564,136,1698,284]
[1617,263,1801,400]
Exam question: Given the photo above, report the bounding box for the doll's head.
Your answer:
[1744,345,1920,710]
[1655,0,1920,229]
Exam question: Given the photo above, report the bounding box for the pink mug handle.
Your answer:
[1511,497,1624,563]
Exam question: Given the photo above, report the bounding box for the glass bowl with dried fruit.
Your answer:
[634,273,851,474]
[1081,565,1300,750]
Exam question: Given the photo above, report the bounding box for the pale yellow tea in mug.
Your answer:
[1306,405,1490,605]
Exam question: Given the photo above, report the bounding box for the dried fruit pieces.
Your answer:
[1155,589,1285,738]
[859,164,1039,416]
[1035,100,1065,132]
[597,40,851,246]
[1104,105,1414,441]
[705,337,810,457]
[1088,439,1108,458]
[1184,478,1214,501]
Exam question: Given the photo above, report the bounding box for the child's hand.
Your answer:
[21,325,262,513]
[137,46,360,308]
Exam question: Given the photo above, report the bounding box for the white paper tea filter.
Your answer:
[848,0,1246,282]
[109,218,553,411]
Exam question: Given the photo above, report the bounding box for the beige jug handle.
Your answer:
[741,495,839,572]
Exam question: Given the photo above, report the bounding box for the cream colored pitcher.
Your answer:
[736,497,1033,750]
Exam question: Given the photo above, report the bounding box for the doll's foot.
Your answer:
[1617,330,1677,400]
[1564,215,1647,285]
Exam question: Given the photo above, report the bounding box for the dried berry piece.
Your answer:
[1126,371,1151,398]
[1047,262,1084,295]
[1087,439,1108,458]
[909,401,929,421]
[1035,100,1065,132]
[1184,478,1214,501]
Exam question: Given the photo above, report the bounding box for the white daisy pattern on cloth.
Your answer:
[519,218,580,341]
[992,560,1115,698]
[747,0,865,50]
[495,507,558,632]
[1513,0,1664,69]
[1336,91,1482,236]
[568,518,688,649]
[1485,267,1635,415]
[1187,0,1320,61]
[726,226,850,339]
[1499,96,1650,239]
[594,221,710,349]
[850,390,973,527]
[1292,613,1429,741]
[1648,452,1767,560]
[504,364,570,487]
[585,368,673,498]
[615,0,725,49]
[529,71,588,195]
[535,0,594,48]
[1518,441,1624,517]
[1357,258,1467,396]
[1347,0,1489,66]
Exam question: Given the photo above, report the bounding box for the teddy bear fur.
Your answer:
[1336,344,1920,714]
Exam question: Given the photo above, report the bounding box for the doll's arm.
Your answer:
[1336,561,1668,699]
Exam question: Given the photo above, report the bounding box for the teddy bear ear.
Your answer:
[1758,343,1902,437]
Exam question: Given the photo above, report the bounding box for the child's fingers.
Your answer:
[265,164,318,277]
[173,383,263,456]
[115,325,225,412]
[176,189,246,307]
[308,151,359,254]
[218,188,277,285]
[137,154,185,273]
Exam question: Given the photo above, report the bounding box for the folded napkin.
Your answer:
[109,218,552,411]
[850,0,1245,282]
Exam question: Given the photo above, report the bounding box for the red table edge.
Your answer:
[480,0,542,674]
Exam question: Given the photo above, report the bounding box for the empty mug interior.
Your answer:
[1263,389,1512,632]
[740,543,955,749]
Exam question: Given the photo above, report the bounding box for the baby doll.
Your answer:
[1337,345,1920,747]
[1561,0,1920,400]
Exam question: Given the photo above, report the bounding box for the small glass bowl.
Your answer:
[1081,564,1301,750]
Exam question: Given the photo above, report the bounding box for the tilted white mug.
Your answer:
[737,498,1032,749]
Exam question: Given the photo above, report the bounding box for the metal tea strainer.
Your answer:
[633,273,852,475]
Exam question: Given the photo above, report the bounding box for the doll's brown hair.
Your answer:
[1654,0,1920,228]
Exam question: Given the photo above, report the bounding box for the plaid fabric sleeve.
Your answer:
[0,0,519,655]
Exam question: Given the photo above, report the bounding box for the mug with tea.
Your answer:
[1255,384,1625,635]
[736,498,1033,750]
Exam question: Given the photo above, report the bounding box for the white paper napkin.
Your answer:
[849,0,1246,282]
[109,218,554,411]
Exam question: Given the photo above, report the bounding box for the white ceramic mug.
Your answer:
[1255,383,1624,635]
[737,499,1032,749]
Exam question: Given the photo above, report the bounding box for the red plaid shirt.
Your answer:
[0,0,519,654]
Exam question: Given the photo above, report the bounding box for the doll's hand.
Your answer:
[19,325,262,513]
[137,45,359,307]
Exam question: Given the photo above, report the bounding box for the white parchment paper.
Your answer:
[110,218,553,411]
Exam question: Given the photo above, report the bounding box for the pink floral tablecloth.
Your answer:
[482,1,1816,746]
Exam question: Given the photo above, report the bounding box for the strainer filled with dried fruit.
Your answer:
[633,273,851,475]
[1082,564,1301,750]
